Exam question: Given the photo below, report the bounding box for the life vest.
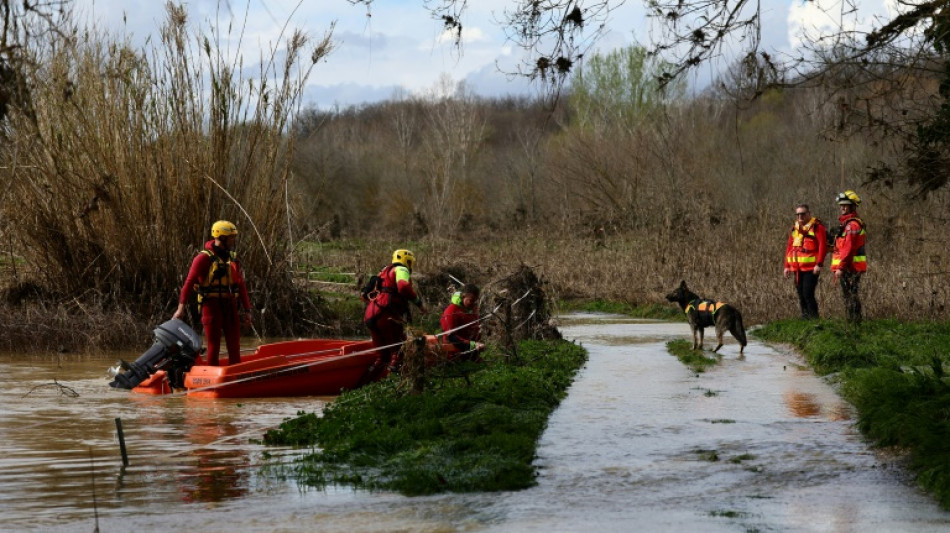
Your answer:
[195,248,243,303]
[367,263,409,314]
[831,215,867,273]
[787,217,823,271]
[685,299,724,329]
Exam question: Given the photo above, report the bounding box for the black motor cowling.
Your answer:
[109,318,202,390]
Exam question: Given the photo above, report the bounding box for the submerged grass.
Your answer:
[754,318,950,508]
[263,339,587,495]
[666,339,720,373]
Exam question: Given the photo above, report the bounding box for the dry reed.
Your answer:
[0,5,334,337]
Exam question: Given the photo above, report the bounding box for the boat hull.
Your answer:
[132,338,381,398]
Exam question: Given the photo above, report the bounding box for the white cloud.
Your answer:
[436,25,488,45]
[81,1,874,106]
[787,0,898,49]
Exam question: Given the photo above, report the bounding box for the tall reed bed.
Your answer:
[0,6,333,335]
[308,203,950,326]
[301,81,950,323]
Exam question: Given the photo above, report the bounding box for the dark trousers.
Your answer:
[840,271,863,324]
[794,270,821,319]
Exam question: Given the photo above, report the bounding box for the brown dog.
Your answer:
[665,280,747,355]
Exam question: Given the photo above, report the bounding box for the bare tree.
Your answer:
[0,0,71,123]
[420,75,487,236]
[345,0,628,95]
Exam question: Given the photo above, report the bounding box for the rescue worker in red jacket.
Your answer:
[363,249,426,377]
[173,220,252,366]
[831,190,867,323]
[784,203,828,319]
[440,284,485,360]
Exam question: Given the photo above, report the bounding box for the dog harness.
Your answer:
[686,299,725,329]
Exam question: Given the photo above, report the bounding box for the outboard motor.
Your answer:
[109,318,202,390]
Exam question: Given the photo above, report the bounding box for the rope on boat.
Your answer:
[162,289,532,397]
[18,291,536,431]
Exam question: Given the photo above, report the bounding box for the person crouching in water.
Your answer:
[363,249,426,379]
[173,220,252,366]
[440,284,485,361]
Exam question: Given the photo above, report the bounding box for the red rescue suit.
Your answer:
[440,292,481,357]
[179,240,251,366]
[363,263,421,371]
[831,213,867,273]
[785,217,827,273]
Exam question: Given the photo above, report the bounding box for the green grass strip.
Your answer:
[666,338,720,373]
[263,339,588,495]
[754,318,950,508]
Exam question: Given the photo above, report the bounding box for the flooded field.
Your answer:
[1,314,949,532]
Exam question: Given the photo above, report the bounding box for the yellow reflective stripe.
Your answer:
[794,257,816,263]
[853,256,866,262]
[831,258,842,266]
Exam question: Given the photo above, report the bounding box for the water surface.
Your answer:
[1,315,948,532]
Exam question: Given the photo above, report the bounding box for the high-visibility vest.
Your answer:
[685,299,724,328]
[787,217,824,271]
[831,216,867,272]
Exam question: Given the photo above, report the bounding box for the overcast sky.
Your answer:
[74,1,899,109]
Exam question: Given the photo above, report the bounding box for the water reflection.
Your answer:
[0,351,327,531]
[177,408,249,503]
[784,391,822,418]
[3,318,950,532]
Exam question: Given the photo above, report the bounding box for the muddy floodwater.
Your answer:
[2,314,950,532]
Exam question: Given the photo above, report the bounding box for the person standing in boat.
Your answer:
[173,220,252,366]
[362,249,426,377]
[440,284,484,361]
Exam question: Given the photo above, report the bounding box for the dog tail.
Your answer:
[733,312,748,348]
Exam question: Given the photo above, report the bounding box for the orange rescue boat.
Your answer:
[132,338,381,398]
[109,319,467,398]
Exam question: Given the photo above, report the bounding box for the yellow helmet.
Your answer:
[392,249,415,270]
[211,220,238,238]
[836,190,861,206]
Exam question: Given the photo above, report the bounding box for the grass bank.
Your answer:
[263,339,587,495]
[754,318,950,508]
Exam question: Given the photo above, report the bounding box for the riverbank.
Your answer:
[263,339,587,495]
[753,318,950,508]
[6,313,950,532]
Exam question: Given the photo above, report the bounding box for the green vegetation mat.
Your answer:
[665,338,720,373]
[754,318,950,508]
[263,339,588,495]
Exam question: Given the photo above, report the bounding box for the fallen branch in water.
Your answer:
[23,379,79,398]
